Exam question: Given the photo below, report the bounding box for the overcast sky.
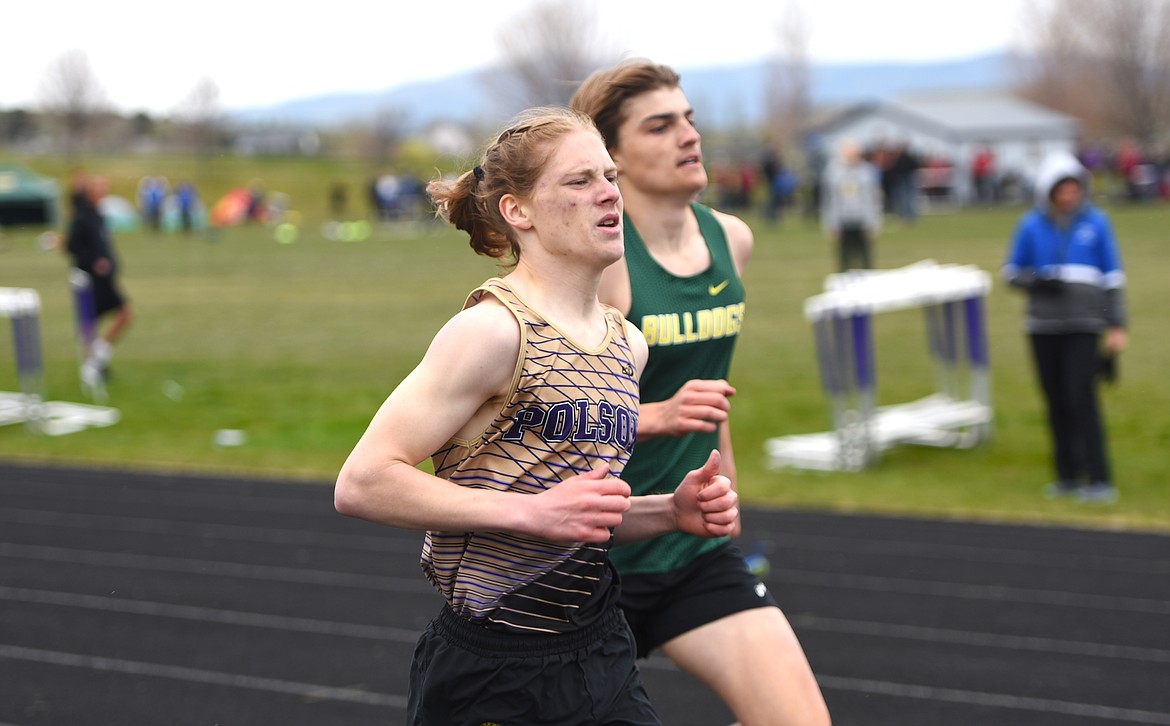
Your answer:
[2,0,1034,115]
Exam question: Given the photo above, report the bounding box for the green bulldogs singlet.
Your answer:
[610,202,746,576]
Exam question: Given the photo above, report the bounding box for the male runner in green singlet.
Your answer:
[573,62,831,726]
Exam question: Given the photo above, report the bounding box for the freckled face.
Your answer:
[525,129,624,266]
[609,86,706,198]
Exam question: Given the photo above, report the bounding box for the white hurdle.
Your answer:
[1,286,119,436]
[765,260,993,471]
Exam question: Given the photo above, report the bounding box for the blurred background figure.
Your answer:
[136,175,168,231]
[971,145,997,204]
[328,181,347,220]
[821,137,882,271]
[1001,150,1127,504]
[760,146,797,224]
[174,180,199,234]
[802,134,828,223]
[887,141,920,224]
[65,173,134,384]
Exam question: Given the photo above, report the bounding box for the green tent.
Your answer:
[0,163,59,228]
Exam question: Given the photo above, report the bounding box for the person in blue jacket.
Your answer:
[1002,150,1128,503]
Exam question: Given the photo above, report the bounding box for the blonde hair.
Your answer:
[427,106,601,264]
[569,60,681,151]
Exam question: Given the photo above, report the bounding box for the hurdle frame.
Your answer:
[1,285,119,436]
[766,260,993,472]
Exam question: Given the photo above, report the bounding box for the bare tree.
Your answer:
[1013,0,1170,144]
[362,105,412,168]
[1011,1,1080,113]
[764,1,813,151]
[1096,0,1170,144]
[486,0,623,115]
[174,77,225,159]
[38,50,109,160]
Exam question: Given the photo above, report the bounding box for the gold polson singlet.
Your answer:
[424,279,640,634]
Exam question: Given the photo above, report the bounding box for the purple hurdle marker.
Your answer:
[11,307,44,394]
[963,296,989,370]
[69,268,97,358]
[68,268,106,401]
[9,291,44,399]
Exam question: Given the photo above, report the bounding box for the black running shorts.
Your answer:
[618,541,779,658]
[91,274,126,317]
[407,605,660,726]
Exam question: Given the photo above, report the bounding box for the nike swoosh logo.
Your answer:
[708,280,729,296]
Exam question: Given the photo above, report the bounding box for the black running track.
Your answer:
[1,462,1168,726]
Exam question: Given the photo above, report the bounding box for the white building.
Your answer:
[808,91,1081,204]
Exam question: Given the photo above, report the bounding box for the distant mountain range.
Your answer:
[231,53,1017,132]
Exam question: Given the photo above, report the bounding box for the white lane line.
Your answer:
[773,569,1170,615]
[0,643,407,709]
[0,542,432,593]
[638,657,1170,723]
[760,531,1170,575]
[5,587,1164,666]
[0,508,418,553]
[5,539,1164,616]
[0,586,422,643]
[815,674,1170,725]
[790,614,1170,664]
[4,483,326,516]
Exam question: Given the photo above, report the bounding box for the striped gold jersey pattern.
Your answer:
[423,279,640,634]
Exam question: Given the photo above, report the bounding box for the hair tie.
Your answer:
[472,166,485,182]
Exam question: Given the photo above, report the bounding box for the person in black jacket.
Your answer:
[66,174,133,381]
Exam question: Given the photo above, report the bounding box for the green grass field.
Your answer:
[2,155,1168,533]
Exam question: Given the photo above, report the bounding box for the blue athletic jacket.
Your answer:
[1001,151,1127,334]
